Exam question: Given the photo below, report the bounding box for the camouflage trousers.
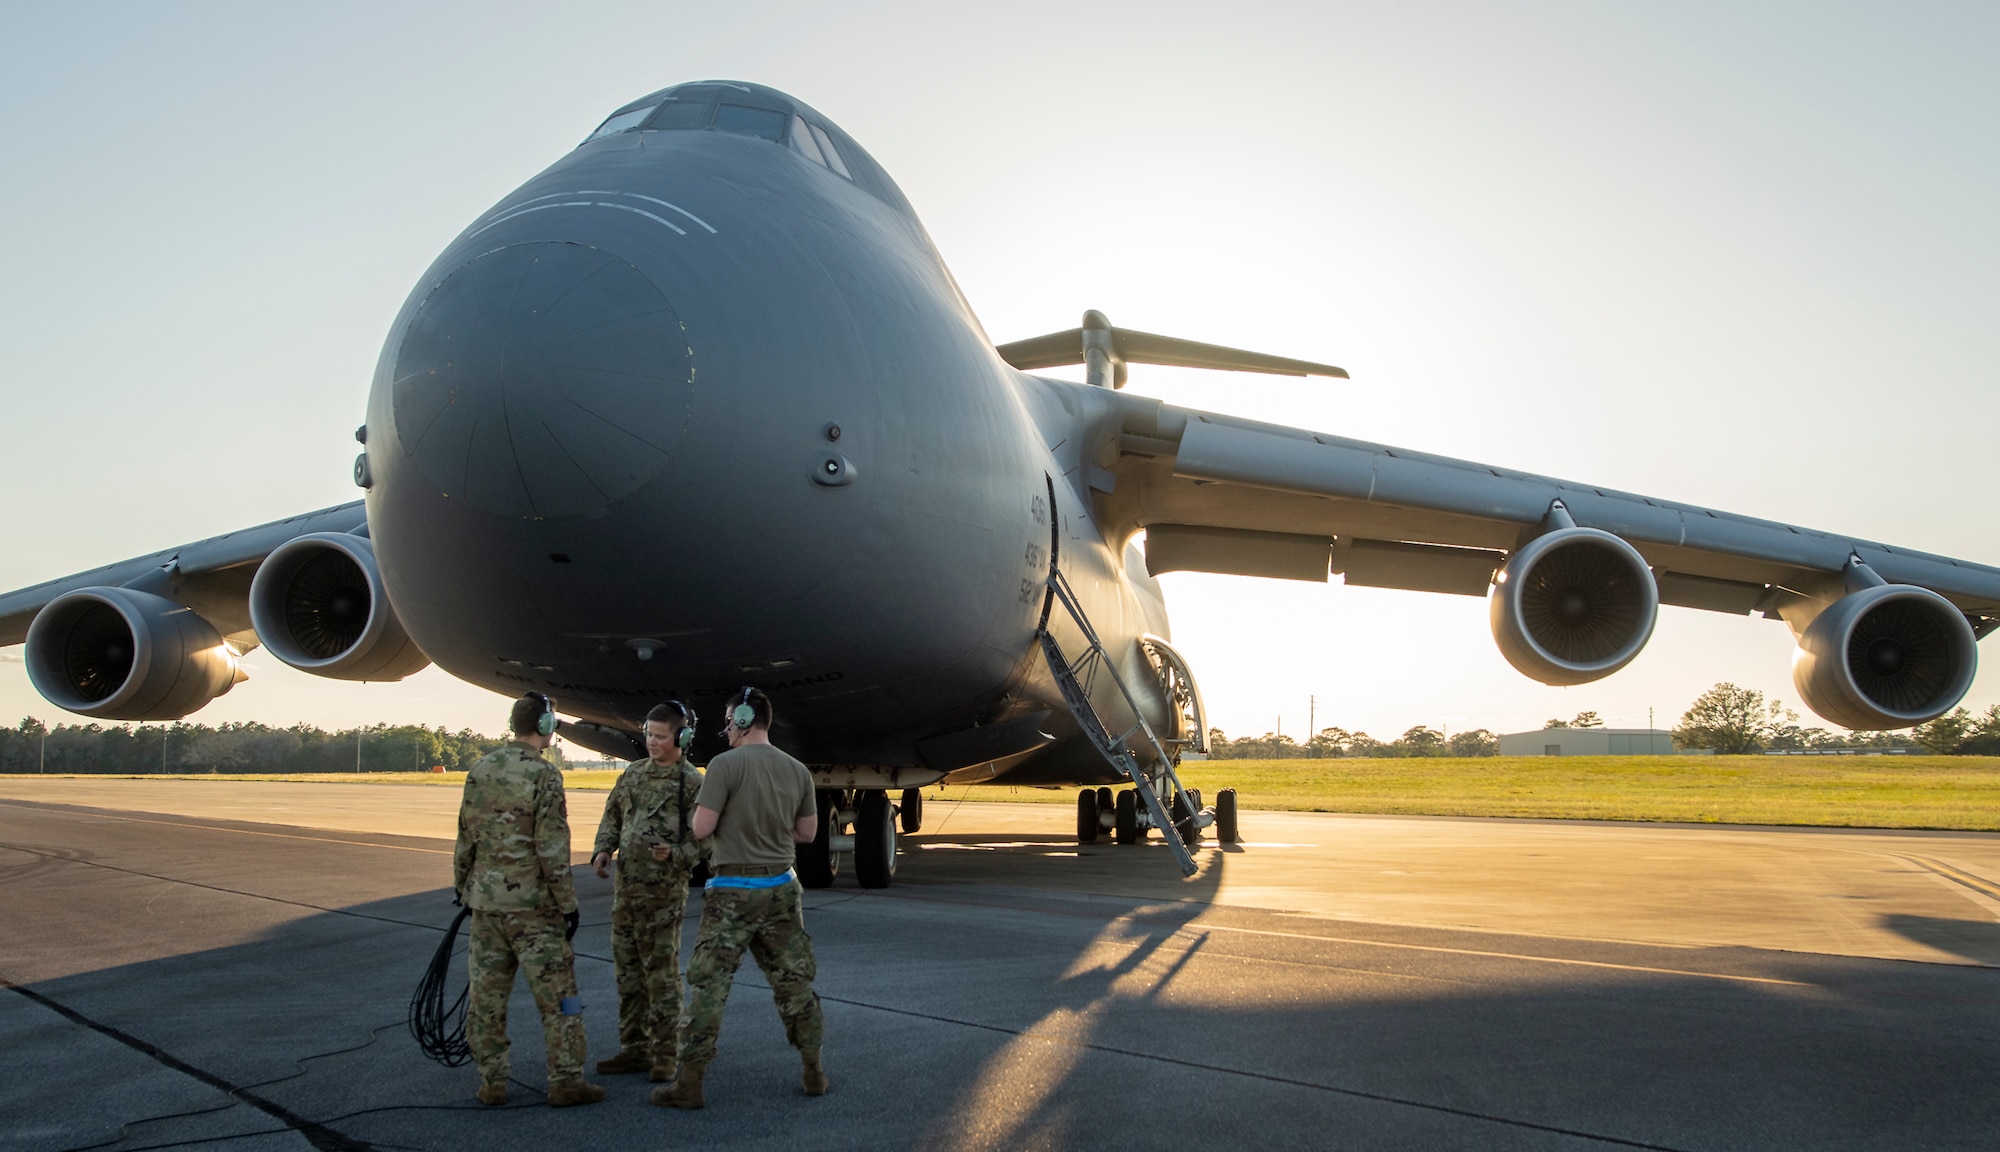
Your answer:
[466,908,587,1088]
[610,871,692,1062]
[677,880,823,1068]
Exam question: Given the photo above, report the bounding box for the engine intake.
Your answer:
[25,588,242,720]
[1491,528,1658,685]
[248,533,430,681]
[1793,585,1976,729]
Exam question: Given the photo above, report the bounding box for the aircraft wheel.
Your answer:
[1216,787,1239,845]
[1174,787,1201,848]
[1076,789,1099,844]
[854,788,897,889]
[1114,789,1138,845]
[1095,787,1115,830]
[900,787,924,834]
[797,790,839,888]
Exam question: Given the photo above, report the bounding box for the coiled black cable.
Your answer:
[407,906,472,1066]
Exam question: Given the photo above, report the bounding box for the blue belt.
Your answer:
[705,870,796,891]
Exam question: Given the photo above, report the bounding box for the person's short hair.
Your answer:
[727,686,773,730]
[509,693,553,736]
[646,701,693,728]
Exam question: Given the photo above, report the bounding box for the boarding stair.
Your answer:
[1036,563,1204,877]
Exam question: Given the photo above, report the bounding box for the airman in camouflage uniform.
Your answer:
[655,687,826,1110]
[590,701,709,1080]
[453,693,604,1108]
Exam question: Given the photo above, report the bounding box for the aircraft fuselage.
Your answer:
[361,84,1170,780]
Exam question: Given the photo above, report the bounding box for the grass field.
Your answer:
[930,756,2000,832]
[18,757,2000,832]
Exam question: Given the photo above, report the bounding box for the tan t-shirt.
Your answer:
[696,743,816,869]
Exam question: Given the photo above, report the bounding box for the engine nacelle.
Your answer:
[1792,585,1977,730]
[248,533,430,681]
[1490,528,1658,686]
[25,587,242,720]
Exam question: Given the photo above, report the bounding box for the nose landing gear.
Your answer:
[796,787,901,889]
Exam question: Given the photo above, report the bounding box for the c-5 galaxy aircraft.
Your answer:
[4,81,1995,888]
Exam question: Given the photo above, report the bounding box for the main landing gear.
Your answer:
[1077,785,1239,848]
[798,786,924,889]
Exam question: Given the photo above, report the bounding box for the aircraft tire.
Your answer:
[1095,787,1115,830]
[900,787,924,834]
[854,788,896,889]
[1076,789,1099,844]
[1216,788,1239,845]
[797,790,839,888]
[1114,789,1138,845]
[1175,787,1202,848]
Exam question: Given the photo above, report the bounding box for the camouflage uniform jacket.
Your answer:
[454,741,578,914]
[593,757,709,883]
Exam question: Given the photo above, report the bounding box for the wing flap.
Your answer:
[1143,524,1331,582]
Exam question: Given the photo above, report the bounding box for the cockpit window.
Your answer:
[808,123,852,178]
[644,99,710,131]
[585,104,657,142]
[713,104,787,142]
[790,116,826,166]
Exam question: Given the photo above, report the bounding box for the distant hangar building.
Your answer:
[1498,728,1677,756]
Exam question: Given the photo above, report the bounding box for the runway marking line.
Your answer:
[0,800,453,856]
[881,888,1817,989]
[1177,922,1820,989]
[1896,854,2000,903]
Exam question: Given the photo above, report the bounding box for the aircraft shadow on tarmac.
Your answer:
[9,838,2000,1152]
[1878,912,2000,968]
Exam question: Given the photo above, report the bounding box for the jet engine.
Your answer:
[1490,528,1658,686]
[1792,585,1977,729]
[248,533,430,680]
[25,587,243,720]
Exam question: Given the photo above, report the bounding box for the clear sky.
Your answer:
[1,2,1994,741]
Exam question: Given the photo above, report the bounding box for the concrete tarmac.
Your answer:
[1,778,1997,1150]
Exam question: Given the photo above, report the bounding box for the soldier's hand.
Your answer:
[563,910,580,941]
[591,851,612,879]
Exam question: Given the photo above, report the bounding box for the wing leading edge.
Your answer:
[0,501,368,647]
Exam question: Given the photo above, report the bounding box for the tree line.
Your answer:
[1207,725,1500,759]
[1671,684,1991,755]
[1208,685,2000,760]
[0,719,577,775]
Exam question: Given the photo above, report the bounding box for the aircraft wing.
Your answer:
[0,501,368,647]
[1093,398,2000,624]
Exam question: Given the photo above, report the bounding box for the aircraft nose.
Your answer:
[389,242,694,519]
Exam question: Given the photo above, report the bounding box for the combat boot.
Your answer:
[650,1028,681,1081]
[650,1063,705,1109]
[546,1077,607,1107]
[595,1049,650,1074]
[802,1051,829,1097]
[476,1083,507,1106]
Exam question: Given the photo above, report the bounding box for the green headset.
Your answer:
[729,686,759,731]
[663,700,697,750]
[526,692,558,737]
